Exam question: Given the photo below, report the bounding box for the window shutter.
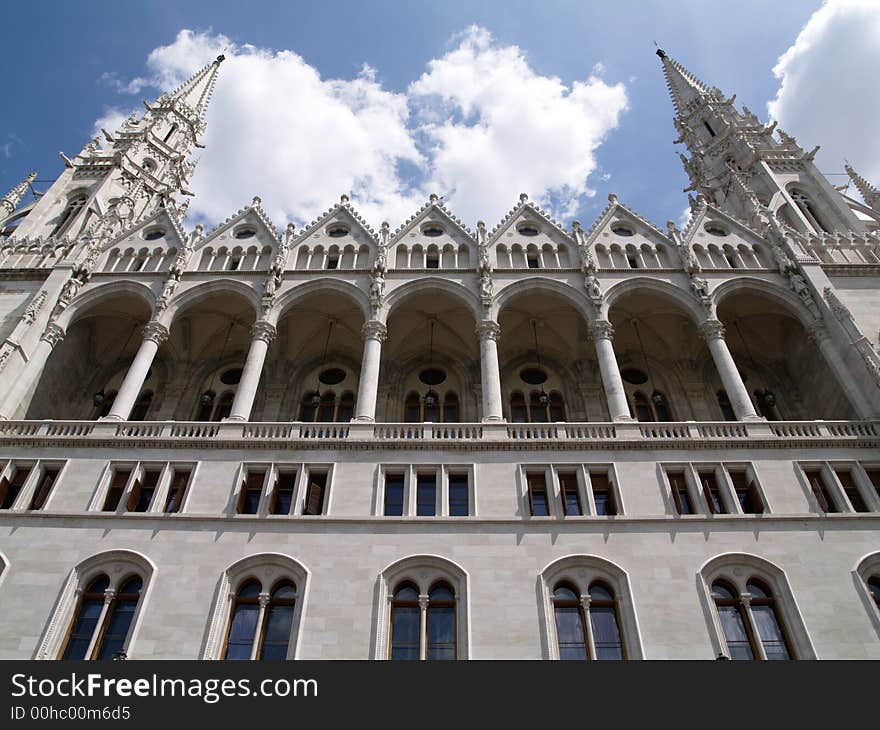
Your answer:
[126,480,142,512]
[305,482,323,515]
[810,478,829,512]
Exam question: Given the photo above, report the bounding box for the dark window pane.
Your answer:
[62,598,104,659]
[164,470,190,513]
[591,606,623,660]
[559,473,581,516]
[390,606,420,660]
[29,468,60,510]
[273,472,297,515]
[96,598,138,660]
[836,470,868,512]
[384,475,404,516]
[427,605,455,660]
[591,473,616,516]
[751,605,790,660]
[448,474,469,516]
[554,606,587,660]
[700,472,725,514]
[225,603,259,660]
[528,473,549,516]
[416,474,436,516]
[103,468,131,512]
[718,605,754,660]
[260,604,294,660]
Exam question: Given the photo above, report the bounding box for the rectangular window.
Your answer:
[729,470,764,514]
[804,469,836,513]
[127,469,161,513]
[237,469,265,515]
[527,472,550,516]
[590,471,617,516]
[835,468,869,513]
[865,467,880,503]
[0,465,32,510]
[416,473,436,517]
[103,468,131,512]
[303,471,328,516]
[448,473,469,517]
[271,470,297,515]
[559,472,581,516]
[699,471,726,514]
[28,466,61,511]
[667,471,693,515]
[164,468,191,513]
[384,474,405,516]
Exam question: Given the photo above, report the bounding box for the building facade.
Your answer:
[0,50,879,660]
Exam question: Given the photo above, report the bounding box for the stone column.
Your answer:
[227,321,276,422]
[105,322,169,421]
[0,323,65,420]
[699,319,760,421]
[354,321,387,422]
[806,321,873,419]
[476,320,504,422]
[589,320,632,421]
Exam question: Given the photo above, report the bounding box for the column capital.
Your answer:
[40,322,65,348]
[362,320,387,342]
[258,592,272,608]
[589,319,614,341]
[251,320,277,344]
[698,318,726,341]
[142,321,170,345]
[418,595,430,610]
[475,320,501,341]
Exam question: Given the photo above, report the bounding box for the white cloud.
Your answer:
[767,0,880,197]
[97,27,628,230]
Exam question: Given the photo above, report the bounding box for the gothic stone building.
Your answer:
[0,50,879,661]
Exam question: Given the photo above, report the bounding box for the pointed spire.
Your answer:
[0,171,37,218]
[159,54,225,130]
[655,48,714,117]
[845,163,880,210]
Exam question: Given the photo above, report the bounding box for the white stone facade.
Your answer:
[0,51,879,660]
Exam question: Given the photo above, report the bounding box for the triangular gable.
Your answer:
[292,195,379,259]
[487,193,573,246]
[100,206,185,253]
[196,196,281,251]
[390,195,475,245]
[681,200,769,250]
[580,194,672,249]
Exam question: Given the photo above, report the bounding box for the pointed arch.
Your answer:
[271,278,370,325]
[603,277,706,323]
[54,280,156,330]
[383,278,481,324]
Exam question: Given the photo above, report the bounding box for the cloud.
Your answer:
[97,27,628,230]
[767,0,880,199]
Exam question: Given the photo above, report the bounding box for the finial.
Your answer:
[286,222,296,234]
[608,193,618,204]
[251,196,262,207]
[656,48,667,59]
[572,220,582,231]
[195,223,204,234]
[340,194,349,204]
[381,221,390,231]
[429,193,439,203]
[519,193,529,202]
[216,54,226,64]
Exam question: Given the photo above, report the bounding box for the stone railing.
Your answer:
[1,419,879,450]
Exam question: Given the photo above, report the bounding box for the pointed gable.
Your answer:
[489,193,576,269]
[682,199,774,270]
[291,195,378,271]
[389,194,476,270]
[98,206,186,274]
[582,194,674,270]
[192,196,280,272]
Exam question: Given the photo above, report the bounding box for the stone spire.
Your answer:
[655,48,716,117]
[0,171,37,219]
[845,163,880,211]
[152,53,225,138]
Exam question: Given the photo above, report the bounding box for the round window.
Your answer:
[621,368,648,385]
[319,367,346,385]
[234,227,256,239]
[518,225,539,237]
[705,224,728,237]
[423,226,444,237]
[220,368,243,385]
[328,226,348,238]
[520,368,548,385]
[143,228,165,241]
[419,368,447,385]
[611,225,634,237]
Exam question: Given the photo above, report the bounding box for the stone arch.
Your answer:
[494,277,594,324]
[383,277,480,324]
[271,278,370,326]
[54,280,156,330]
[159,279,262,327]
[603,277,706,323]
[711,277,815,329]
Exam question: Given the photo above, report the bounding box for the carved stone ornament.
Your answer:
[251,321,277,344]
[22,290,48,325]
[698,318,725,341]
[142,321,170,345]
[480,270,493,307]
[362,320,387,342]
[475,320,501,341]
[40,323,65,348]
[585,274,603,306]
[589,320,614,341]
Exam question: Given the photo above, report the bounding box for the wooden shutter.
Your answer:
[304,481,324,515]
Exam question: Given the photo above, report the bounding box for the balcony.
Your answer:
[0,419,878,451]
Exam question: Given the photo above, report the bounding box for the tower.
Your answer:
[9,55,225,243]
[658,49,866,235]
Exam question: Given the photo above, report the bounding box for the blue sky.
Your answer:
[3,0,876,232]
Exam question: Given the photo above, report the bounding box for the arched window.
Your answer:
[337,392,355,422]
[633,391,653,422]
[548,391,566,421]
[92,390,117,419]
[443,392,459,423]
[51,192,87,238]
[717,390,736,421]
[224,579,299,661]
[541,556,640,660]
[213,392,234,421]
[527,249,540,269]
[529,391,548,423]
[869,576,880,609]
[510,391,528,423]
[631,390,672,422]
[299,393,318,422]
[423,390,440,423]
[61,574,144,660]
[162,124,178,144]
[791,189,830,234]
[703,559,806,660]
[317,392,336,422]
[425,247,440,269]
[389,581,458,660]
[129,391,153,421]
[197,391,216,421]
